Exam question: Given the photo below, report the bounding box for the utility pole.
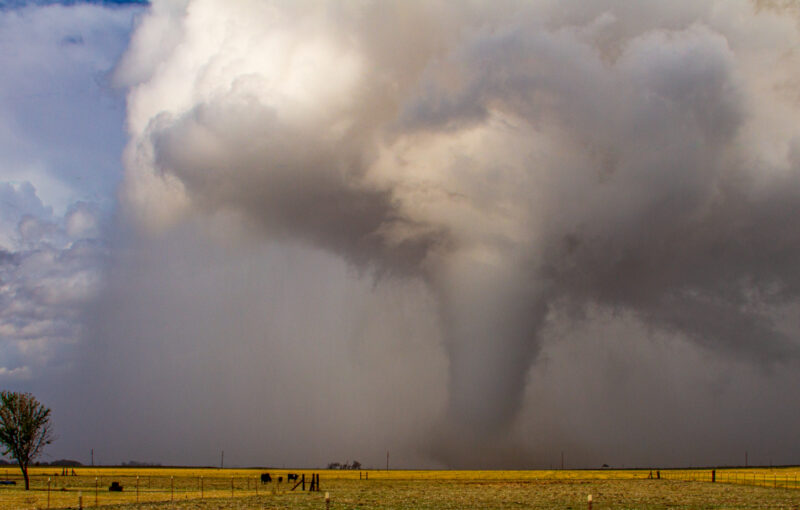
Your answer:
[745,451,748,467]
[91,449,94,467]
[221,451,224,469]
[386,451,389,471]
[561,451,564,470]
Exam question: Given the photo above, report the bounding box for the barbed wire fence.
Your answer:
[0,469,321,508]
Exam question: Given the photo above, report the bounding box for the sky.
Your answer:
[1,0,800,469]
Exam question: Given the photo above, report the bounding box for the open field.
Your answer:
[0,467,799,509]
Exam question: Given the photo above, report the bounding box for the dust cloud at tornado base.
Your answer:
[73,0,800,468]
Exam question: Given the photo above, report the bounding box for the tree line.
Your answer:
[327,460,362,470]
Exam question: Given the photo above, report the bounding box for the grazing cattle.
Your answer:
[260,473,272,484]
[108,481,123,492]
[287,473,299,482]
[278,476,283,483]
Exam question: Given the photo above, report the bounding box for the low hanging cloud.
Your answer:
[112,0,800,466]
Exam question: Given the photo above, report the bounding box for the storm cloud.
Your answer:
[73,0,800,467]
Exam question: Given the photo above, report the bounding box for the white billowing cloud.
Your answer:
[0,182,52,249]
[65,202,101,240]
[114,0,800,466]
[0,181,106,382]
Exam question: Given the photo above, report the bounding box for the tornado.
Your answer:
[116,0,800,462]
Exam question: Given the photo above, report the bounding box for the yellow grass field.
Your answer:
[0,466,798,509]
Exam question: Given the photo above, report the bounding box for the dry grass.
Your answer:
[0,467,798,509]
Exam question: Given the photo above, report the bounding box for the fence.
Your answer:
[0,469,322,509]
[660,469,800,490]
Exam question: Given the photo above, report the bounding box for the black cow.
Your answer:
[287,473,299,482]
[260,473,272,484]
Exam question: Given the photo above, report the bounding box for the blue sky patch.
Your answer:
[0,0,148,9]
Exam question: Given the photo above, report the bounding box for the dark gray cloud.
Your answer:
[148,100,445,275]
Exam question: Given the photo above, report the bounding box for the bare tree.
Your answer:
[0,391,53,490]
